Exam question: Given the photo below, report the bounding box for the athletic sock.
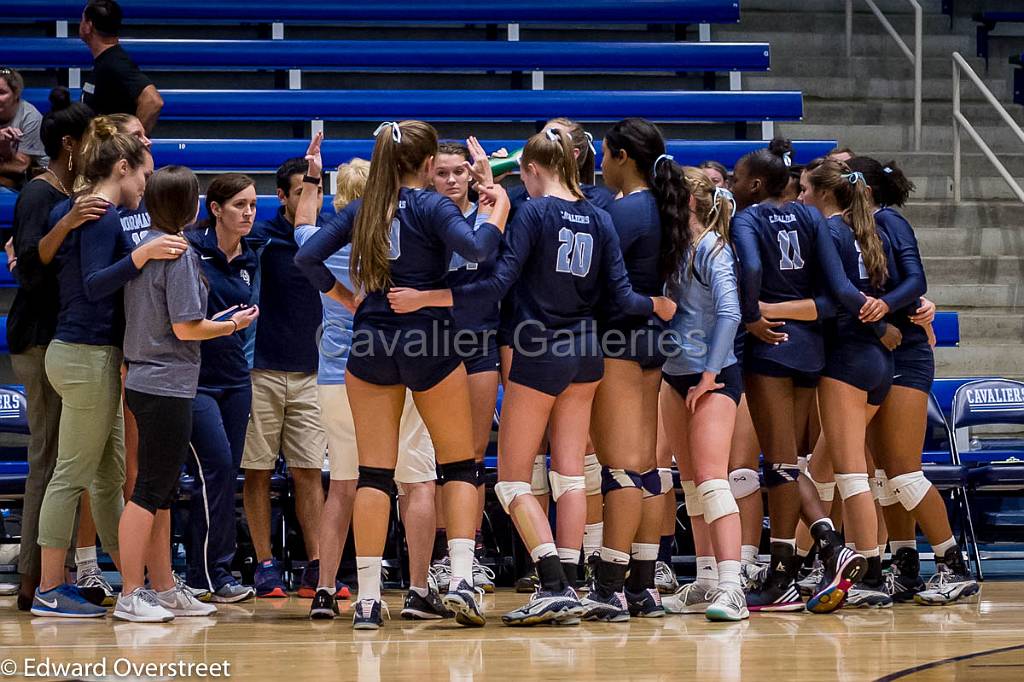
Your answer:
[625,543,658,592]
[599,546,630,565]
[356,556,382,602]
[861,548,883,586]
[810,518,841,561]
[536,554,568,592]
[410,585,429,598]
[933,536,957,558]
[431,530,447,563]
[717,560,742,591]
[322,586,337,596]
[658,535,675,564]
[448,538,476,586]
[558,548,581,585]
[583,523,604,557]
[741,544,759,567]
[75,546,98,575]
[695,556,718,589]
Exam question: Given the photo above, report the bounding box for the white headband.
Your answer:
[708,186,737,222]
[545,128,561,143]
[653,153,675,173]
[373,121,402,144]
[843,171,866,185]
[782,151,793,167]
[584,131,596,155]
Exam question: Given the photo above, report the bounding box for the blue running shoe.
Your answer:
[352,599,385,630]
[441,579,485,627]
[502,587,582,627]
[31,584,107,618]
[625,587,665,618]
[581,587,630,622]
[254,559,288,598]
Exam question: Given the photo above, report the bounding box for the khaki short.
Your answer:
[317,383,436,485]
[242,370,327,470]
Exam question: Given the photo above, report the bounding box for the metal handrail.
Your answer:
[845,0,922,151]
[952,52,1024,204]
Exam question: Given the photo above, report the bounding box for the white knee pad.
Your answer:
[728,468,760,500]
[584,453,601,496]
[834,472,871,501]
[890,471,932,511]
[495,480,532,514]
[698,479,739,524]
[658,467,673,495]
[873,469,899,507]
[531,454,550,496]
[681,480,703,517]
[805,470,836,503]
[797,455,809,474]
[548,471,586,502]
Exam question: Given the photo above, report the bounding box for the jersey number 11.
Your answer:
[777,230,805,271]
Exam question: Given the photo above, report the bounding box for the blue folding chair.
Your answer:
[951,378,1024,577]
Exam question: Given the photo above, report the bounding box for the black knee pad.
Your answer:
[763,462,802,489]
[357,465,397,496]
[475,460,488,487]
[438,458,478,485]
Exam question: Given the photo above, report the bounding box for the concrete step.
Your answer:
[749,73,1009,101]
[949,308,1024,343]
[722,8,958,36]
[907,175,1024,201]
[779,122,1024,153]
[915,227,1024,257]
[929,283,1023,307]
[936,344,1024,379]
[803,99,1024,128]
[901,201,1023,230]
[879,152,1024,178]
[771,54,1012,83]
[717,29,972,59]
[922,256,1024,284]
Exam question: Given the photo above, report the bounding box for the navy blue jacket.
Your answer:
[601,190,663,331]
[445,205,501,333]
[453,196,653,339]
[119,201,152,249]
[249,208,325,373]
[876,207,928,346]
[52,199,140,347]
[188,226,260,389]
[824,215,897,344]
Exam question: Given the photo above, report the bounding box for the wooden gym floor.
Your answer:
[1,584,1023,681]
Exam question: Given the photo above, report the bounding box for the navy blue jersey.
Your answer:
[445,204,500,333]
[452,196,653,340]
[187,227,260,389]
[118,200,152,250]
[732,201,867,372]
[248,208,325,373]
[601,190,663,330]
[508,182,613,219]
[876,207,928,346]
[295,187,502,328]
[825,215,896,343]
[52,199,139,347]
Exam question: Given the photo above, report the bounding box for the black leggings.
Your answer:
[126,389,193,513]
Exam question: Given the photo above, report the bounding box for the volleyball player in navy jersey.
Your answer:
[730,139,874,612]
[295,122,509,630]
[846,157,979,605]
[579,117,686,622]
[390,128,676,626]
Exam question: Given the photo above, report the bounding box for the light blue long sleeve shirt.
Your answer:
[295,224,353,385]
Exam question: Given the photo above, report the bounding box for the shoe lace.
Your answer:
[655,561,676,582]
[924,564,952,590]
[135,589,162,608]
[882,571,899,595]
[472,561,495,581]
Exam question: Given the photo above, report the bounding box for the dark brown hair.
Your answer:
[203,173,255,227]
[145,166,200,235]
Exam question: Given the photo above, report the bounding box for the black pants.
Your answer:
[126,389,194,513]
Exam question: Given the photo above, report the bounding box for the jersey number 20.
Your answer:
[556,227,594,277]
[777,230,805,271]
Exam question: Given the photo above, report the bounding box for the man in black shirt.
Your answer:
[79,0,163,133]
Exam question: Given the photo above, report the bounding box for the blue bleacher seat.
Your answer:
[0,316,8,355]
[0,255,15,288]
[0,384,29,436]
[3,38,771,73]
[951,378,1024,465]
[1,1,742,24]
[25,88,804,123]
[933,311,959,348]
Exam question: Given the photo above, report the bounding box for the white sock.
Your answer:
[356,556,382,602]
[933,536,957,557]
[770,537,796,550]
[530,542,558,563]
[448,538,476,585]
[741,545,759,566]
[796,546,809,559]
[717,560,742,591]
[845,542,857,552]
[890,540,917,553]
[323,586,337,596]
[599,546,630,565]
[410,585,429,598]
[878,544,887,557]
[696,556,718,588]
[557,547,581,565]
[76,546,98,574]
[861,547,880,558]
[630,543,659,562]
[583,522,604,556]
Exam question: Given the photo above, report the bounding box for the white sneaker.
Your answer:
[663,582,716,614]
[113,587,175,623]
[472,559,495,593]
[155,583,218,617]
[429,557,452,593]
[705,586,750,622]
[655,561,679,594]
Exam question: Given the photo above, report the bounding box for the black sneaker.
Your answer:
[309,589,340,620]
[401,587,453,620]
[625,587,664,618]
[441,579,486,627]
[515,569,539,594]
[581,587,629,622]
[352,599,385,630]
[914,546,980,606]
[502,586,583,626]
[884,548,925,602]
[747,545,804,612]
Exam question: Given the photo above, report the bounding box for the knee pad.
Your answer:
[548,471,586,502]
[640,469,662,498]
[584,453,601,496]
[890,471,932,511]
[698,479,739,524]
[681,480,703,517]
[805,470,836,503]
[874,469,899,507]
[658,468,674,495]
[494,480,532,514]
[728,468,760,500]
[531,454,549,496]
[763,462,801,488]
[475,460,488,487]
[834,472,871,500]
[438,458,477,486]
[797,455,809,474]
[357,466,396,497]
[600,466,642,496]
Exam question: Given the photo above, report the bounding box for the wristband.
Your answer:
[302,174,321,185]
[230,319,238,334]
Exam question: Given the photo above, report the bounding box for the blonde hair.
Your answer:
[77,115,148,191]
[521,128,584,200]
[683,166,732,280]
[333,158,370,212]
[73,113,146,191]
[352,120,438,293]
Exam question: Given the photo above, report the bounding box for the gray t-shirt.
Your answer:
[124,232,208,398]
[9,100,47,167]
